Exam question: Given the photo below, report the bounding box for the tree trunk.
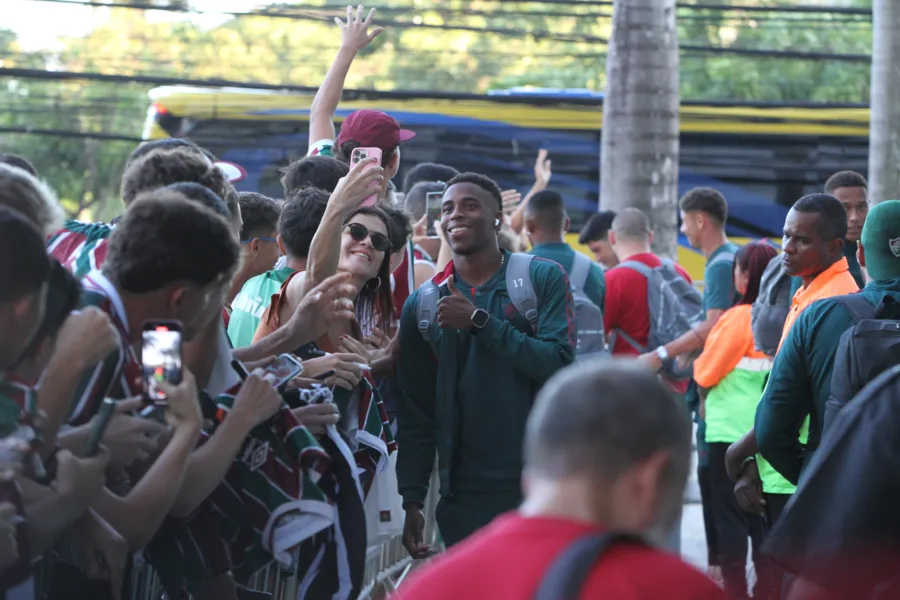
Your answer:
[868,0,900,205]
[600,0,680,258]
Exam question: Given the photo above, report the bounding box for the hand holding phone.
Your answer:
[141,321,183,406]
[350,147,384,207]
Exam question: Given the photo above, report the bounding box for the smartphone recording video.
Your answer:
[142,321,183,405]
[426,191,443,237]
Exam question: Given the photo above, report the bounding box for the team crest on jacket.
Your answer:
[891,237,900,258]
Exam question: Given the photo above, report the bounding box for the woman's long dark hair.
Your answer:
[344,205,394,332]
[735,241,779,305]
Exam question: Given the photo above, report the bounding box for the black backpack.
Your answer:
[533,533,647,600]
[825,295,900,434]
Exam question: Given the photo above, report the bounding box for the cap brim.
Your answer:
[215,161,246,183]
[399,129,416,142]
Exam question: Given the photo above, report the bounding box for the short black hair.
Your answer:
[525,189,566,230]
[792,193,848,241]
[161,182,230,219]
[280,155,349,196]
[280,187,329,258]
[103,190,240,294]
[126,138,217,169]
[121,147,230,207]
[382,205,413,252]
[403,163,460,193]
[679,187,728,225]
[0,153,37,177]
[445,172,503,211]
[404,181,445,221]
[825,171,868,194]
[578,210,617,244]
[0,208,51,305]
[237,192,280,242]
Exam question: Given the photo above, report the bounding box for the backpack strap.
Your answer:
[569,253,592,292]
[533,532,647,600]
[831,293,877,324]
[416,280,440,342]
[616,259,653,279]
[708,251,736,267]
[506,253,538,332]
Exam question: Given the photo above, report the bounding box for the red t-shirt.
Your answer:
[394,513,726,600]
[603,253,692,393]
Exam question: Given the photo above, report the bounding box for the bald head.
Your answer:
[611,208,651,242]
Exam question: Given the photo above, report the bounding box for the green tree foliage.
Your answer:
[0,0,876,218]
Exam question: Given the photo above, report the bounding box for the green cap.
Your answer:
[860,200,900,281]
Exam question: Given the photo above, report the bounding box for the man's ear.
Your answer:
[563,216,571,234]
[608,230,617,246]
[277,234,287,256]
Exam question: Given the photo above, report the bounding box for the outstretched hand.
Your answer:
[337,5,384,52]
[437,276,477,330]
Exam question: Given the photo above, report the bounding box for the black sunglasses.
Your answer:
[344,222,392,253]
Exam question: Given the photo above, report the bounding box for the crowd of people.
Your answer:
[1,6,900,600]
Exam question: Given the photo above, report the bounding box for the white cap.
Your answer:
[215,161,246,183]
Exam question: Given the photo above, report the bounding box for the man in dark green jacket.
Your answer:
[756,200,900,485]
[397,172,576,554]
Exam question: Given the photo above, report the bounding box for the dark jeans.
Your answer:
[436,490,522,548]
[708,443,770,599]
[763,492,793,600]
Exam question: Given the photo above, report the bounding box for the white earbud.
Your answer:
[495,219,501,226]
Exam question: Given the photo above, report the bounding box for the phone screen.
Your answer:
[265,354,304,389]
[426,191,443,237]
[142,323,183,404]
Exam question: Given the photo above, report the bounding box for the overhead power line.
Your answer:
[17,0,873,62]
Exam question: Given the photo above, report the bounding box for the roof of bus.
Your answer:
[148,86,870,137]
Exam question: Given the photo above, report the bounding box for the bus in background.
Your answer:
[142,85,869,281]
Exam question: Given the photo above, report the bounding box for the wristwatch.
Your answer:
[655,346,670,361]
[470,308,490,332]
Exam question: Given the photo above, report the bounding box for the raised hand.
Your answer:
[101,398,167,468]
[230,370,283,429]
[501,189,522,215]
[287,272,357,344]
[54,307,119,370]
[437,276,477,330]
[291,403,341,437]
[302,354,365,391]
[337,5,385,53]
[533,148,551,189]
[155,369,202,434]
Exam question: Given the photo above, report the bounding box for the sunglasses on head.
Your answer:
[344,222,392,253]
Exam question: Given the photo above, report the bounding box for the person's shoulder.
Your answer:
[307,139,334,157]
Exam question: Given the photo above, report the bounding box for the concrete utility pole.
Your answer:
[868,0,900,204]
[600,0,680,258]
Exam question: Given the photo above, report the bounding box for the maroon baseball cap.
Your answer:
[336,109,416,153]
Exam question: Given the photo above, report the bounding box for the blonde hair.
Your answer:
[0,164,64,237]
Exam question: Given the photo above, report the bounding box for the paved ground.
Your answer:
[682,442,709,569]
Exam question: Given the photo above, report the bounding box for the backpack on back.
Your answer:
[609,258,704,381]
[533,532,647,600]
[568,253,607,359]
[825,294,900,434]
[416,252,606,359]
[751,253,793,356]
[416,253,539,343]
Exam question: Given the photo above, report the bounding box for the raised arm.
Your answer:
[93,371,202,550]
[508,149,551,234]
[308,6,384,147]
[306,156,384,288]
